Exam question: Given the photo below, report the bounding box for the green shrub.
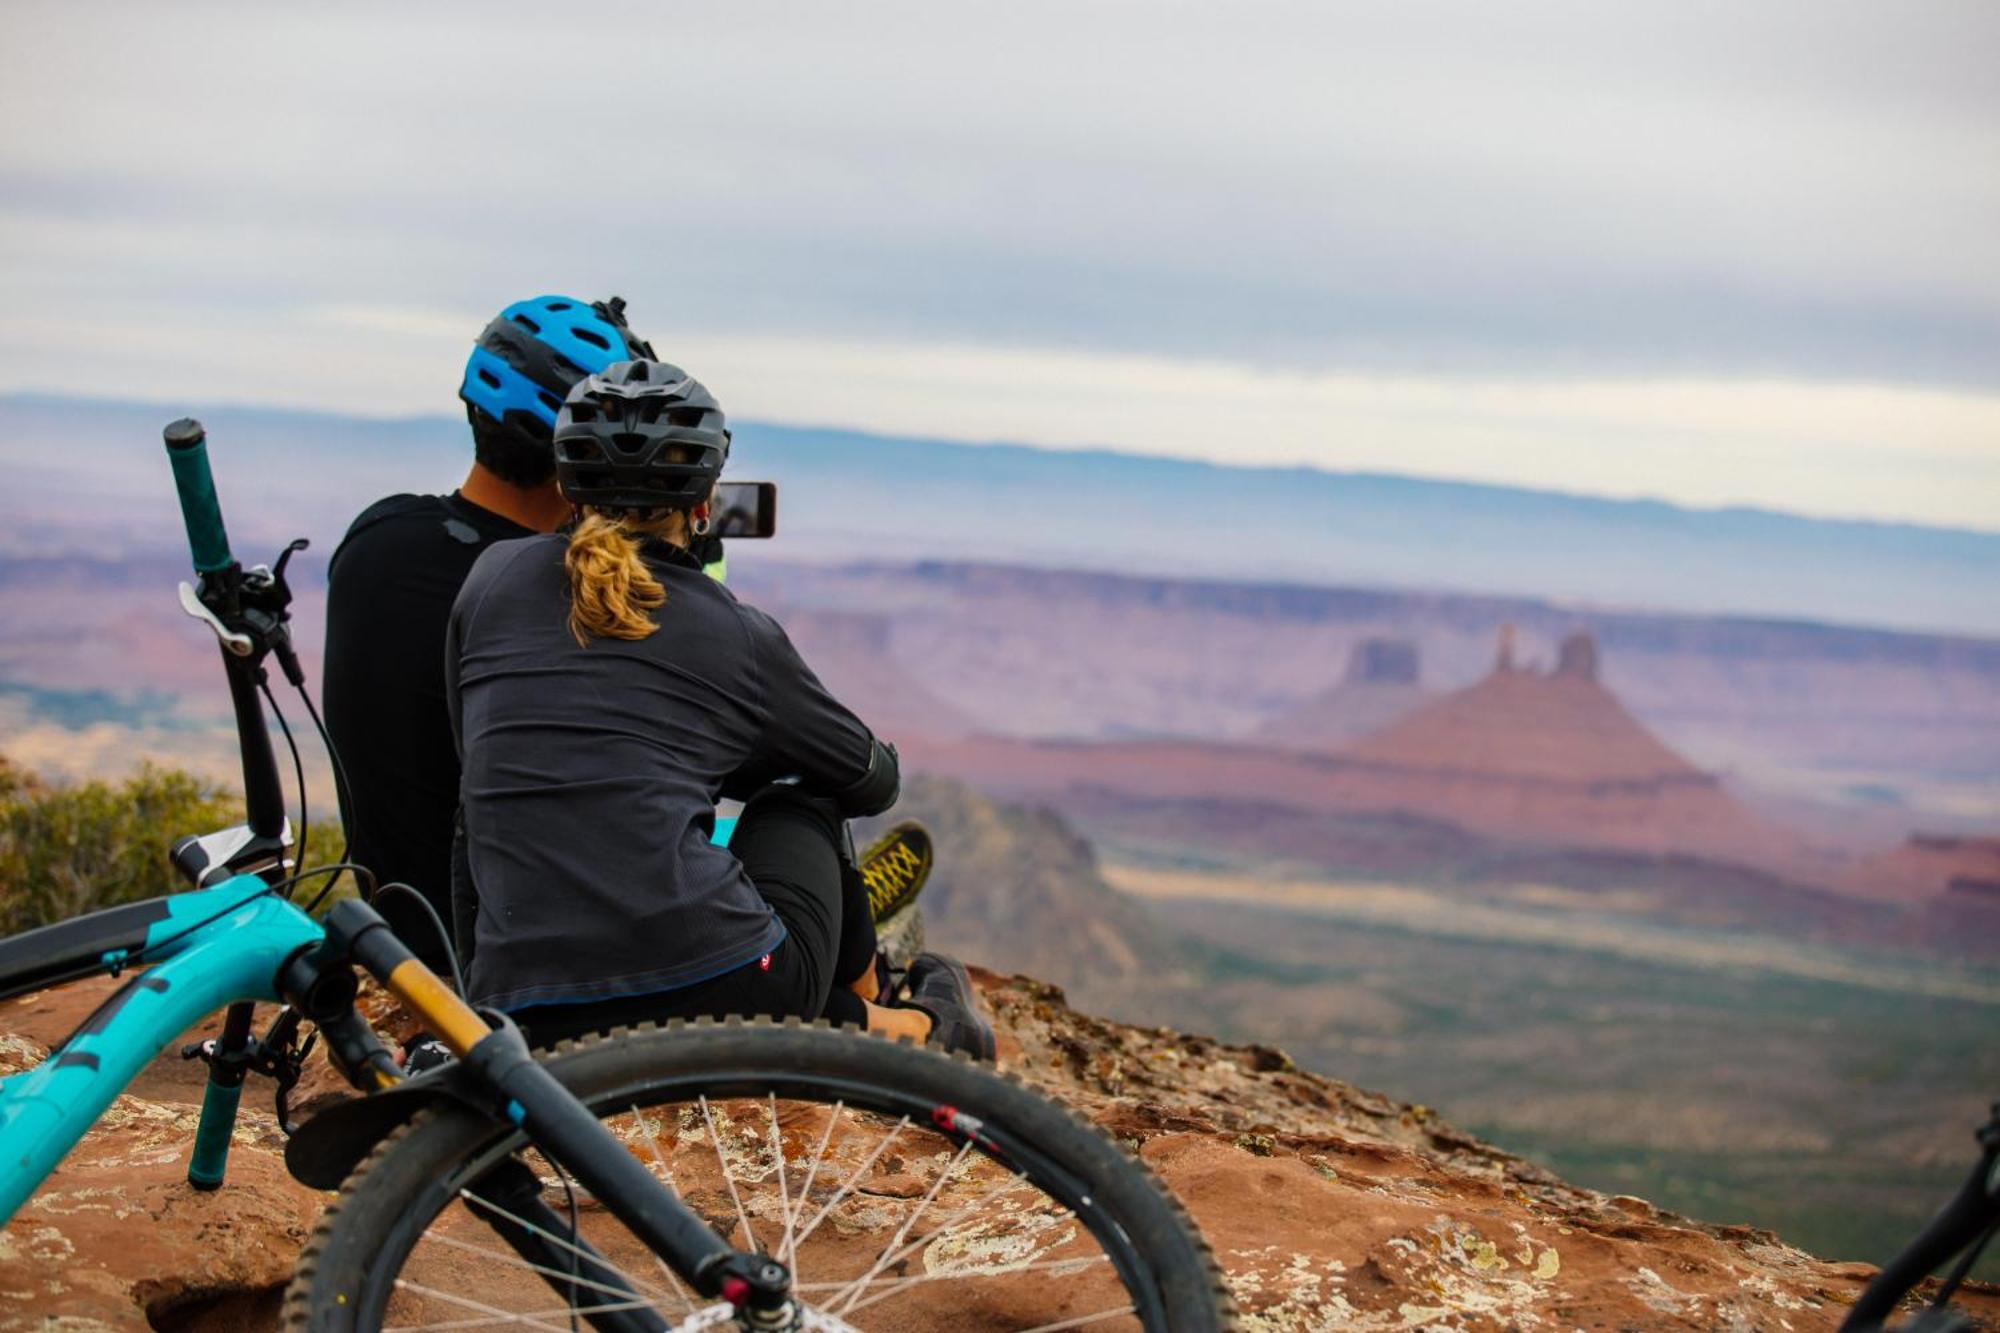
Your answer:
[0,760,345,935]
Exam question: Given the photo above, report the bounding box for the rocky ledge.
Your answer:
[2,970,1992,1331]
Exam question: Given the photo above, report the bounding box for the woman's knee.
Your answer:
[737,782,846,841]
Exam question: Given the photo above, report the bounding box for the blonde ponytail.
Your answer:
[564,509,681,645]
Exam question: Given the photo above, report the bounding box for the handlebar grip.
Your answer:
[162,418,234,573]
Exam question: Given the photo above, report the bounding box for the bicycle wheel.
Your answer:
[285,1018,1235,1332]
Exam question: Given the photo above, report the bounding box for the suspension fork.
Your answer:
[465,1158,669,1333]
[316,899,796,1322]
[187,651,294,1189]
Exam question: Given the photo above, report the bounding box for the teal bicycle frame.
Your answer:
[0,880,323,1222]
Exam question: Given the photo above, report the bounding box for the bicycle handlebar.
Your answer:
[161,416,282,1192]
[162,418,234,573]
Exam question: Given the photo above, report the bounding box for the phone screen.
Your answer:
[714,481,777,539]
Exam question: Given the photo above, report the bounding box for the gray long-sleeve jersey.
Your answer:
[445,533,897,1011]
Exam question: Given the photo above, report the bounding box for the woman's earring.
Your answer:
[692,511,712,537]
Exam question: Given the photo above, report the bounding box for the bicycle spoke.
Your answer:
[783,1098,846,1269]
[818,1180,1055,1308]
[788,1251,1107,1293]
[700,1094,760,1254]
[627,1103,699,1315]
[767,1093,799,1283]
[387,1277,577,1333]
[1015,1307,1139,1333]
[413,1228,671,1310]
[384,1293,680,1331]
[456,1185,667,1306]
[790,1114,910,1255]
[838,1252,1109,1319]
[828,1137,979,1313]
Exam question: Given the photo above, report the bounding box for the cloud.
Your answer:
[0,0,1996,524]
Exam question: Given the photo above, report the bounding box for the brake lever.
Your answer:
[272,537,309,584]
[177,581,254,656]
[248,540,312,687]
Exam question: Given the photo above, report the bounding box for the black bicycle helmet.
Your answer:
[553,360,730,512]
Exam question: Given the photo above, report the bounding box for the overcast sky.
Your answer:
[2,1,1996,528]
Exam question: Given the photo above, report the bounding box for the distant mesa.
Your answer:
[1553,629,1598,679]
[1496,623,1596,678]
[1346,629,1693,786]
[1255,637,1431,751]
[1334,629,1792,864]
[769,606,977,741]
[916,629,1804,871]
[1347,638,1420,686]
[1845,833,2000,905]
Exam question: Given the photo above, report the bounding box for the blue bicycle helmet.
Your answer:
[459,295,654,434]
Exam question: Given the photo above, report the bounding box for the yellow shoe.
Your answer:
[859,821,933,926]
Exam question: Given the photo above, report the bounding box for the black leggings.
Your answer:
[512,785,877,1048]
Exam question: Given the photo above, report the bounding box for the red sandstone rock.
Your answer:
[1845,833,2000,904]
[6,971,1991,1329]
[772,606,979,741]
[1255,638,1434,751]
[908,632,1814,875]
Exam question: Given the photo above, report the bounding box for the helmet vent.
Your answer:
[537,390,561,411]
[477,368,502,388]
[552,358,726,511]
[571,327,610,351]
[510,314,542,334]
[547,301,572,311]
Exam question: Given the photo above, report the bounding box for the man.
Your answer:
[322,295,653,967]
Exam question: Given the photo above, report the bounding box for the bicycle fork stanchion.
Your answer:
[186,1001,256,1190]
[321,899,797,1325]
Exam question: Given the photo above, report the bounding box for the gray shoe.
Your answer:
[898,952,996,1061]
[876,903,926,972]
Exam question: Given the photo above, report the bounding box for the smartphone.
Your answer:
[713,481,777,539]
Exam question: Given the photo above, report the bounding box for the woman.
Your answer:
[445,359,992,1055]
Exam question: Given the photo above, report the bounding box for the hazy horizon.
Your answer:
[7,386,1997,544]
[7,392,1999,640]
